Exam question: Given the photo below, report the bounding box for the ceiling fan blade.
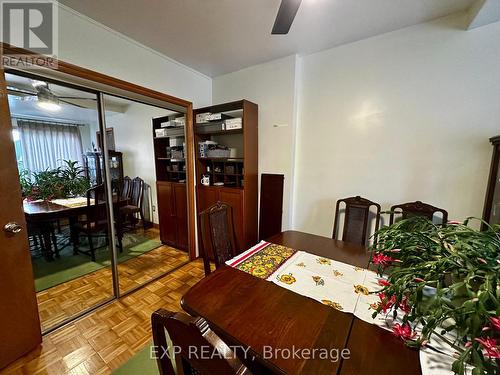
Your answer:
[6,87,37,96]
[271,0,302,35]
[58,96,97,100]
[59,99,87,108]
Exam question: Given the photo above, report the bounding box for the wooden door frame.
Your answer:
[1,43,196,261]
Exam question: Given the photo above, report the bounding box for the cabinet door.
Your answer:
[220,188,244,253]
[157,182,176,246]
[173,183,188,251]
[197,186,219,211]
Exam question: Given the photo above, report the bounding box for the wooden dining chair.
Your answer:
[389,201,448,225]
[151,309,251,375]
[199,201,237,276]
[120,176,132,200]
[120,177,146,230]
[332,196,381,246]
[74,184,122,261]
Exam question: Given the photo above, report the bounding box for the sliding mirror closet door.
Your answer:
[102,94,190,294]
[5,72,115,333]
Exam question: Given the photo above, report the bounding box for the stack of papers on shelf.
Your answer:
[224,117,242,130]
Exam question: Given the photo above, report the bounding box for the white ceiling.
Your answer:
[59,0,477,77]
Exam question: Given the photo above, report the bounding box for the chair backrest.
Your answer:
[332,196,381,246]
[199,202,237,271]
[151,309,251,375]
[85,184,107,225]
[121,176,132,200]
[389,201,448,225]
[129,177,144,207]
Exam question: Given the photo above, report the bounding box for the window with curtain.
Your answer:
[17,119,84,174]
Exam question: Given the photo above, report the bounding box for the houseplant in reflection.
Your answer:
[21,159,90,201]
[371,217,499,375]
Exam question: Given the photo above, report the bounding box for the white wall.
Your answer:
[105,103,174,224]
[294,14,500,236]
[212,55,299,229]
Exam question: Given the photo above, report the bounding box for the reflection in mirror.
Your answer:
[6,72,114,332]
[101,94,190,294]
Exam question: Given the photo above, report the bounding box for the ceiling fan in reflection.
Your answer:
[6,79,96,111]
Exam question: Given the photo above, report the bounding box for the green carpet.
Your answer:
[113,344,159,375]
[33,233,161,292]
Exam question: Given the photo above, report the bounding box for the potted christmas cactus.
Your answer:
[370,217,499,375]
[20,160,90,201]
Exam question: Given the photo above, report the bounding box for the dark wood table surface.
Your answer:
[181,230,421,375]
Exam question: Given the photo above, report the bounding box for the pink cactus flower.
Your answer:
[372,253,398,267]
[392,323,417,341]
[475,337,500,359]
[490,317,500,332]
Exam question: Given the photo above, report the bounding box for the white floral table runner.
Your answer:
[227,241,460,375]
[51,197,94,208]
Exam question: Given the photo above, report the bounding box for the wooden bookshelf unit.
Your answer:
[194,100,258,255]
[152,114,188,251]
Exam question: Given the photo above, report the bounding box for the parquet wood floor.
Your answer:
[37,229,189,332]
[0,259,208,375]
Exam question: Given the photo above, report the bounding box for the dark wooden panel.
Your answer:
[259,174,284,241]
[157,182,176,246]
[219,188,244,252]
[242,100,259,249]
[173,183,188,251]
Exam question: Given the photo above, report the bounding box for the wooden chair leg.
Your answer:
[117,232,123,253]
[200,245,211,276]
[41,232,54,261]
[88,234,96,261]
[51,228,60,258]
[140,211,146,230]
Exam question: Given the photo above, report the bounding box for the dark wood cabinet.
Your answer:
[194,100,258,256]
[482,136,500,229]
[153,114,189,251]
[84,150,123,188]
[157,181,188,251]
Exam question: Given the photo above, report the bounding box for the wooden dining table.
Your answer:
[181,230,422,375]
[24,196,128,261]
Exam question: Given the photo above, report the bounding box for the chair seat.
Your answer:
[120,205,141,214]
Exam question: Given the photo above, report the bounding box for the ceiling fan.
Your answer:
[271,0,302,34]
[6,80,96,111]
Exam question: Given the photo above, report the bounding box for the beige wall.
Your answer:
[213,55,299,230]
[293,14,500,235]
